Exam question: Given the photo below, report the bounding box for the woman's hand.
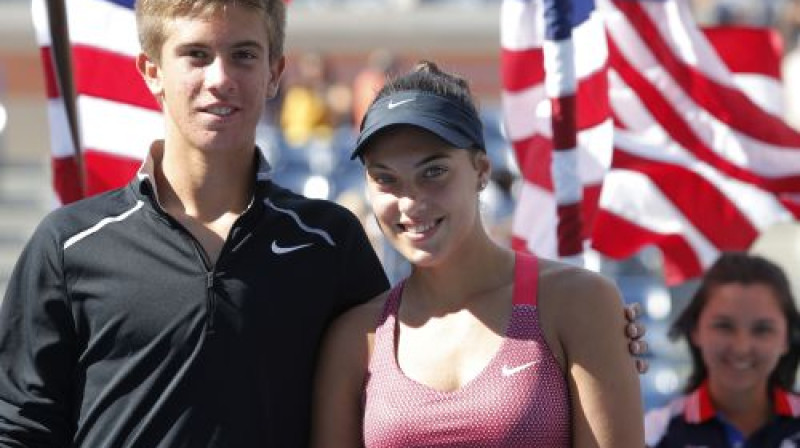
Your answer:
[624,302,649,374]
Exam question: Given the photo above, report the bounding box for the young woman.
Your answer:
[311,61,644,447]
[645,252,800,447]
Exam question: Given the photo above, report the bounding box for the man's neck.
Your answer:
[157,143,256,221]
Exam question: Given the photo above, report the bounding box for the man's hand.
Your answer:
[624,302,649,374]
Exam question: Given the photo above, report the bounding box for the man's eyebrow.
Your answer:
[174,40,265,50]
[232,40,265,50]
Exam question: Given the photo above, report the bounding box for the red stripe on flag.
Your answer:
[519,136,553,190]
[551,94,577,150]
[582,183,602,237]
[39,47,61,99]
[608,36,800,194]
[83,150,142,196]
[557,202,584,256]
[614,0,800,148]
[73,45,160,111]
[510,134,539,173]
[703,27,783,79]
[577,67,610,129]
[501,48,545,92]
[612,149,759,249]
[52,156,84,204]
[591,210,704,284]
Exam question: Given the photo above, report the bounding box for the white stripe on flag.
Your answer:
[78,95,163,160]
[599,169,719,268]
[609,70,800,178]
[614,130,794,231]
[46,99,77,158]
[512,181,558,257]
[68,0,140,57]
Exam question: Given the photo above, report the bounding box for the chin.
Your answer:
[718,374,765,391]
[196,136,252,153]
[402,246,447,269]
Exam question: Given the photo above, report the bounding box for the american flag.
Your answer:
[501,0,800,284]
[31,0,159,204]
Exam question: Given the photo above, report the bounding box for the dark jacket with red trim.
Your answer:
[645,382,800,448]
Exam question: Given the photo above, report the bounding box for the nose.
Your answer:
[730,329,754,355]
[206,57,235,94]
[397,188,427,217]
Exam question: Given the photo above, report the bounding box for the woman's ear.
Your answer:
[472,152,491,191]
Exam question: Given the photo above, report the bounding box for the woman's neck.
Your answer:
[709,380,772,438]
[405,237,515,314]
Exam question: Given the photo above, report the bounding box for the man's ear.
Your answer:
[266,56,286,99]
[136,52,163,99]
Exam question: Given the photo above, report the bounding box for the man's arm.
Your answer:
[336,209,390,310]
[0,220,76,446]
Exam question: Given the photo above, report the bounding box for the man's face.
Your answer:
[138,5,284,155]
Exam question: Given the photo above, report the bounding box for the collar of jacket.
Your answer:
[684,381,800,423]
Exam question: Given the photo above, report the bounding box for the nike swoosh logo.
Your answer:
[501,361,538,377]
[387,98,415,109]
[271,241,313,255]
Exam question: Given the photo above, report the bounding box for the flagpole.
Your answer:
[46,0,85,197]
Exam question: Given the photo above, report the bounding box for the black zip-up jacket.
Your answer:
[0,157,389,447]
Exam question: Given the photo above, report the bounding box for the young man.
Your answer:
[0,0,388,446]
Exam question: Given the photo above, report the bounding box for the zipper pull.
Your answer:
[206,271,217,334]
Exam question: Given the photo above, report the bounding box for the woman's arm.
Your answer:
[310,298,382,448]
[550,268,645,447]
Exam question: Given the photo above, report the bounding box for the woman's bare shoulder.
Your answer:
[538,257,619,302]
[536,257,624,329]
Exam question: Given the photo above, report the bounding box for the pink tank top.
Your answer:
[362,253,571,447]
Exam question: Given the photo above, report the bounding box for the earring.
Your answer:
[479,179,488,191]
[267,83,278,99]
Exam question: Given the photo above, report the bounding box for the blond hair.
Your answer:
[135,0,286,64]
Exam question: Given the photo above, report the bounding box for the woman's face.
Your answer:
[691,282,789,397]
[362,125,489,268]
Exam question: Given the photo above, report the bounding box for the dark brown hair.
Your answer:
[669,252,800,392]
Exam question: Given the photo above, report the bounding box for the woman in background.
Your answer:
[645,252,800,447]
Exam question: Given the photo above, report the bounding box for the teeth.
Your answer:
[406,222,435,234]
[208,107,233,116]
[729,360,754,370]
